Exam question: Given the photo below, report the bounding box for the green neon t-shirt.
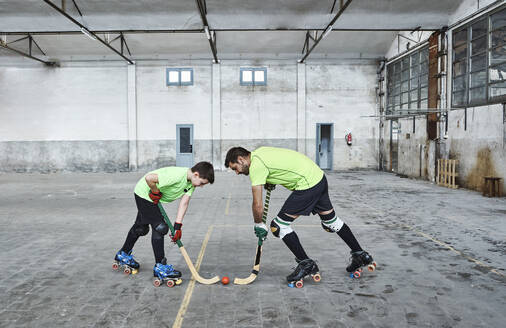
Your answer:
[249,147,324,191]
[134,167,194,203]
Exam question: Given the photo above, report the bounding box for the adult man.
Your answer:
[225,146,374,283]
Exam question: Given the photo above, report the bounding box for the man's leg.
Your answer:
[319,208,363,252]
[270,213,310,261]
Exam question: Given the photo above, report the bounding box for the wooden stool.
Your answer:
[483,177,503,197]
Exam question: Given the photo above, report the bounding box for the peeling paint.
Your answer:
[466,148,499,192]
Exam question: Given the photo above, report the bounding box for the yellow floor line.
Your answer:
[172,225,214,328]
[224,193,231,215]
[401,224,504,277]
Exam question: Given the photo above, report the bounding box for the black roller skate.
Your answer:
[287,258,321,288]
[346,250,377,279]
[112,250,139,275]
[153,258,183,287]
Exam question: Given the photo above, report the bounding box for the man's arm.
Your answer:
[251,185,263,223]
[175,194,191,224]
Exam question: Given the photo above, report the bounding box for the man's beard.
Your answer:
[241,164,249,175]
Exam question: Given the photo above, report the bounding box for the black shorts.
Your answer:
[279,175,333,217]
[134,194,164,226]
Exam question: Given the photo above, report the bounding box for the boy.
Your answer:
[225,146,374,283]
[113,162,214,282]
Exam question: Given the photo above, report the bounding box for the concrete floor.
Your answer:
[0,170,505,328]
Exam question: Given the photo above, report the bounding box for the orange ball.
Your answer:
[221,276,230,285]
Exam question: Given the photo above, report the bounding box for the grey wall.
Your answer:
[381,0,506,193]
[0,60,379,173]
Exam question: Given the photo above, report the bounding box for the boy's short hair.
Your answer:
[224,147,251,168]
[191,162,215,184]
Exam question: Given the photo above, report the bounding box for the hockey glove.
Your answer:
[171,222,182,243]
[254,222,268,241]
[264,183,276,191]
[149,190,162,204]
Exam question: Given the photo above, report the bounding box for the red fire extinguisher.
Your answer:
[345,133,352,146]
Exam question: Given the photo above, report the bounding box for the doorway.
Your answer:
[176,124,194,167]
[316,123,333,170]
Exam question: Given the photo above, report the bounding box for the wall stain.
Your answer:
[466,147,499,192]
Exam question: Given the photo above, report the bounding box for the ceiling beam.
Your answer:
[0,28,437,36]
[195,0,219,63]
[0,39,55,65]
[299,0,353,63]
[42,0,134,64]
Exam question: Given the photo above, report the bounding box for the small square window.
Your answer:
[166,68,193,86]
[169,71,179,83]
[240,67,267,86]
[242,70,253,82]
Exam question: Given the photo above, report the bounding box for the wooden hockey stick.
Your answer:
[234,188,272,285]
[158,203,220,285]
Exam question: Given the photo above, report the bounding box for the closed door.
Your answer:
[176,124,194,167]
[316,123,333,170]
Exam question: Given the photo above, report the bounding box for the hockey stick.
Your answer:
[234,188,272,285]
[158,203,220,285]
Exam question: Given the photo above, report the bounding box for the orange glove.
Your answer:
[149,190,162,204]
[171,223,182,243]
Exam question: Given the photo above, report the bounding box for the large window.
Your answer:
[452,6,506,107]
[386,46,429,113]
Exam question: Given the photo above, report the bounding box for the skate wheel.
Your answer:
[295,280,304,288]
[368,263,376,272]
[131,269,138,275]
[112,262,119,270]
[175,279,183,285]
[353,271,361,279]
[358,268,363,273]
[312,273,321,282]
[166,280,175,288]
[153,279,161,287]
[123,267,131,275]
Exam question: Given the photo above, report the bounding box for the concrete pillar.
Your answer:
[212,63,222,169]
[127,64,138,170]
[297,63,306,155]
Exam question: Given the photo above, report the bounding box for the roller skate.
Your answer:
[287,258,321,288]
[153,258,183,287]
[112,250,139,275]
[346,250,376,279]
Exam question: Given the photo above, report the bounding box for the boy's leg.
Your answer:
[150,221,169,264]
[120,212,149,253]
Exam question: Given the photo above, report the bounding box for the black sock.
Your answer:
[282,232,309,261]
[337,224,363,252]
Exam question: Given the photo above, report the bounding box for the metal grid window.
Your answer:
[166,68,194,86]
[452,6,506,107]
[386,46,429,113]
[240,67,267,86]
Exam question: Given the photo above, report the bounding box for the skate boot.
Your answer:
[287,258,321,288]
[153,258,183,287]
[112,250,139,275]
[346,250,377,278]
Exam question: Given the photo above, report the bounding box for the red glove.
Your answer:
[171,223,182,243]
[149,190,162,204]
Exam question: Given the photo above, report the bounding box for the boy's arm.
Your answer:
[145,173,160,193]
[175,194,191,224]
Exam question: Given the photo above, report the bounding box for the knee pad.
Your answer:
[320,211,344,233]
[133,224,149,237]
[270,217,293,239]
[154,222,169,236]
